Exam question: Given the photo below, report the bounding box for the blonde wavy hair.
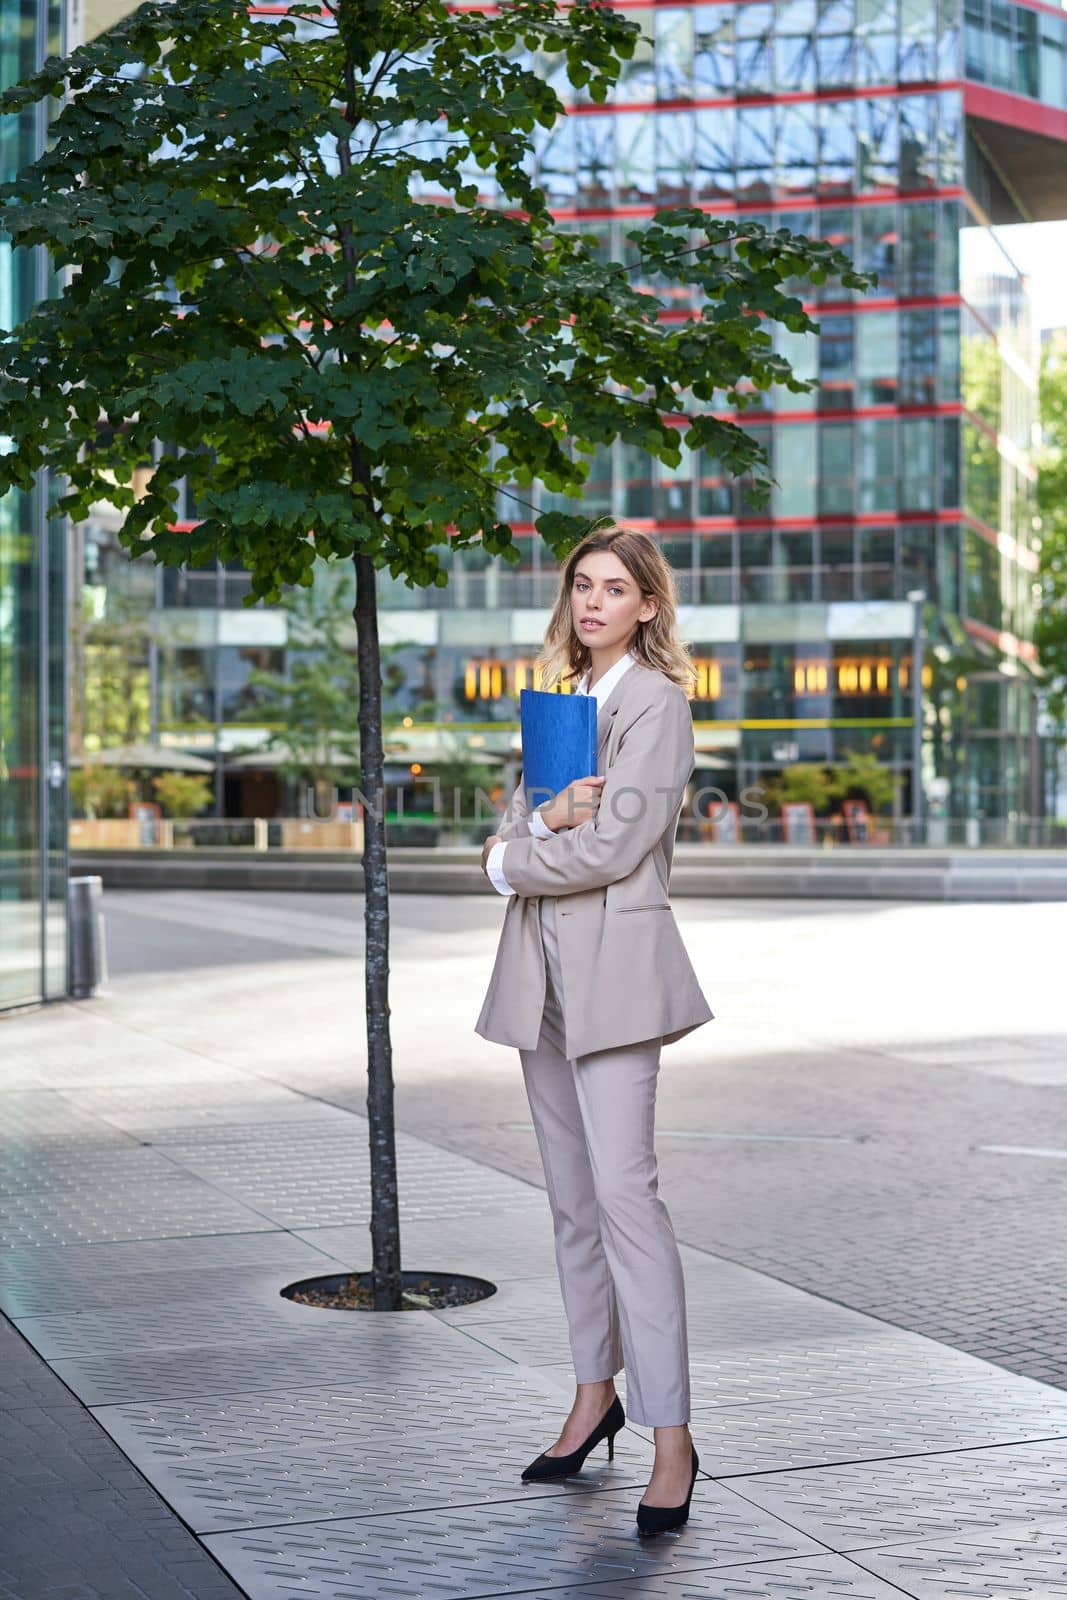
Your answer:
[535,523,698,697]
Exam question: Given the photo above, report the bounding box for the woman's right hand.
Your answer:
[537,775,606,833]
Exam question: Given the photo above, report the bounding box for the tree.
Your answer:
[152,770,213,817]
[71,591,151,759]
[767,764,836,816]
[240,573,364,815]
[70,763,133,819]
[828,750,899,814]
[1,0,871,1308]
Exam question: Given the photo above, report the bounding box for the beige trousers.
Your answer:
[518,894,691,1427]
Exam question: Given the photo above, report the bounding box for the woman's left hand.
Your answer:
[481,835,502,875]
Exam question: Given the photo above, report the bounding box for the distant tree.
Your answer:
[151,771,213,817]
[767,763,836,816]
[69,763,133,819]
[828,750,900,814]
[72,592,151,758]
[239,575,363,816]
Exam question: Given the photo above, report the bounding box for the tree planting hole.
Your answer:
[282,1269,497,1312]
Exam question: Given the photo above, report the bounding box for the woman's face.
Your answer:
[569,549,658,654]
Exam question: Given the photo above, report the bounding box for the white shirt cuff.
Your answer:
[528,808,553,839]
[485,839,515,896]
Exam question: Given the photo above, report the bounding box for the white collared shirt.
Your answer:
[485,649,637,897]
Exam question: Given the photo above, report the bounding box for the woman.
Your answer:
[475,523,714,1537]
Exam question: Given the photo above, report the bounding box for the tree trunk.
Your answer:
[352,548,403,1310]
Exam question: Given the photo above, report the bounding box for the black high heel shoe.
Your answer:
[636,1443,699,1537]
[521,1394,625,1482]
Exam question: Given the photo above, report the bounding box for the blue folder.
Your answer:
[519,688,598,809]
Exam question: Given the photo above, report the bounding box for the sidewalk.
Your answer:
[4,984,1067,1598]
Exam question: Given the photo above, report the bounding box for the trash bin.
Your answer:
[68,875,109,999]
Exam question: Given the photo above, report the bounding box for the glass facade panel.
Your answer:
[1,0,66,1012]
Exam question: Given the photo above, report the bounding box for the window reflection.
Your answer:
[693,3,735,95]
[695,106,735,200]
[816,0,855,85]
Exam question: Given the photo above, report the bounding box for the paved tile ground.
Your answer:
[1,887,1066,1598]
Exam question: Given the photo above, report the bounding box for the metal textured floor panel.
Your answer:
[201,1482,820,1600]
[522,1555,912,1597]
[92,1368,654,1533]
[852,1520,1067,1598]
[729,1439,1067,1549]
[52,1316,481,1405]
[670,1384,1067,1474]
[10,1274,377,1359]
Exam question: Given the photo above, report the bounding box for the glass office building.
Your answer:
[1,0,68,1011]
[82,0,1066,824]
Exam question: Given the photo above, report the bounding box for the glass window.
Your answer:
[655,446,693,519]
[815,208,856,302]
[858,526,897,599]
[660,539,695,607]
[736,105,775,202]
[1014,7,1039,98]
[777,102,817,197]
[219,647,286,722]
[855,0,899,83]
[940,416,962,507]
[775,323,818,412]
[858,204,899,294]
[740,531,774,602]
[857,97,899,193]
[656,8,694,100]
[697,533,737,604]
[963,529,1000,622]
[857,417,897,512]
[900,200,938,294]
[735,3,774,93]
[938,523,961,611]
[615,112,656,204]
[818,421,854,514]
[900,308,938,403]
[695,107,735,201]
[776,0,817,88]
[816,0,855,85]
[898,94,939,188]
[621,443,653,518]
[900,417,937,510]
[574,115,614,209]
[822,528,857,597]
[900,0,939,80]
[938,305,960,402]
[780,530,817,599]
[655,110,694,205]
[612,7,656,103]
[900,524,937,596]
[938,91,962,185]
[856,310,899,404]
[693,3,735,94]
[697,452,734,517]
[989,0,1014,88]
[737,424,773,520]
[1039,13,1067,111]
[940,0,962,78]
[535,120,575,206]
[964,0,987,79]
[818,314,855,409]
[774,424,818,518]
[938,199,961,293]
[818,99,855,196]
[159,647,216,726]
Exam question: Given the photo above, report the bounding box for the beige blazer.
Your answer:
[474,659,714,1059]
